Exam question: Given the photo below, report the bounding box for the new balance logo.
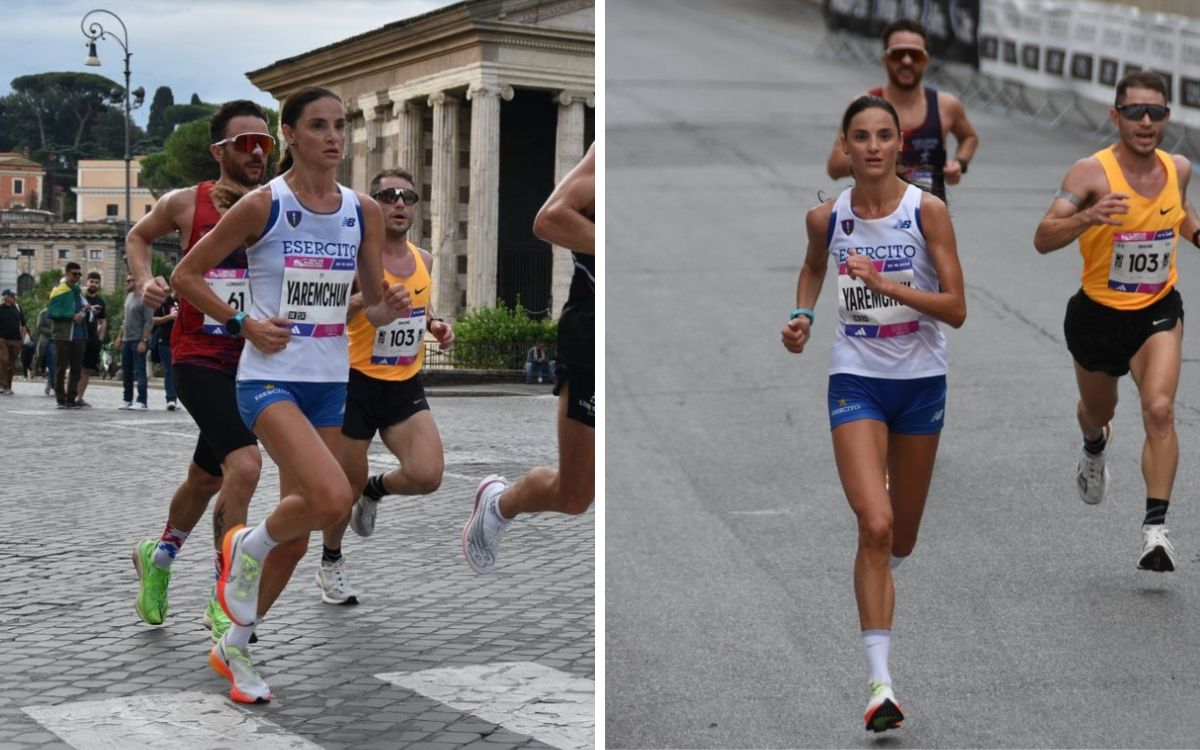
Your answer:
[892,219,913,230]
[931,408,944,422]
[341,217,357,227]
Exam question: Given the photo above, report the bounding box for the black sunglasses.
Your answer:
[1116,103,1170,122]
[372,186,420,206]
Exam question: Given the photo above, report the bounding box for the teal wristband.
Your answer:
[790,307,814,323]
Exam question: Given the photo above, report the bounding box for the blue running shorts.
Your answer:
[236,380,347,431]
[827,373,946,435]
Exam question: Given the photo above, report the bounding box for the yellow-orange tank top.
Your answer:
[1077,146,1183,310]
[347,242,431,381]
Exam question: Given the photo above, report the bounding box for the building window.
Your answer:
[89,249,103,260]
[12,178,23,195]
[18,248,35,257]
[106,204,118,217]
[58,249,70,260]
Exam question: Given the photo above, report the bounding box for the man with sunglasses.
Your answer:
[1034,71,1200,572]
[315,168,455,604]
[826,18,978,203]
[125,100,274,641]
[463,142,596,574]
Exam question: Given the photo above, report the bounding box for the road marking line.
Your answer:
[21,693,322,749]
[375,662,594,750]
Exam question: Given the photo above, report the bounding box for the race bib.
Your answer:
[279,256,355,337]
[1108,229,1173,294]
[838,258,920,338]
[902,168,934,193]
[371,306,427,365]
[202,268,250,335]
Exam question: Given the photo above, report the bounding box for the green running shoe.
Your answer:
[132,539,171,625]
[203,589,258,644]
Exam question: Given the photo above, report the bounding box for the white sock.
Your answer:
[226,622,255,650]
[890,554,906,570]
[863,629,892,685]
[240,522,280,561]
[483,491,512,537]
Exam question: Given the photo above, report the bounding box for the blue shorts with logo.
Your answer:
[827,373,946,434]
[236,380,347,432]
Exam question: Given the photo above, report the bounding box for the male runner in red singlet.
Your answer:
[126,101,295,642]
[826,18,978,203]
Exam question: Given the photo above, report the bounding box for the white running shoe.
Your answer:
[316,557,359,605]
[1137,524,1177,572]
[1075,423,1111,505]
[119,401,132,410]
[462,475,509,574]
[129,402,148,411]
[209,633,271,704]
[864,680,904,733]
[349,495,379,538]
[217,526,262,627]
[167,400,177,411]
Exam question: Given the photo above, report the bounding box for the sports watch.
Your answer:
[224,311,249,337]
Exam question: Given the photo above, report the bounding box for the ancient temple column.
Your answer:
[394,98,425,244]
[428,91,461,319]
[550,90,591,317]
[465,82,513,312]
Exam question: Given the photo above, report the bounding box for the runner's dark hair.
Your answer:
[210,100,269,143]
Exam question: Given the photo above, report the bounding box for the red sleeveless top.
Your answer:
[170,181,246,373]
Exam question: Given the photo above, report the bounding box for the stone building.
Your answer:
[0,154,46,210]
[0,209,180,296]
[247,0,594,320]
[73,158,155,223]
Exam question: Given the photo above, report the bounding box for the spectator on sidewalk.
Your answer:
[76,271,108,408]
[34,306,55,395]
[151,289,179,410]
[48,263,87,408]
[525,340,554,384]
[121,273,153,410]
[0,289,27,395]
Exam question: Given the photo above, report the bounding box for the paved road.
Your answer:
[607,1,1200,747]
[0,376,592,749]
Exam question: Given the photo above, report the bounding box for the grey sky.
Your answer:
[1,0,459,123]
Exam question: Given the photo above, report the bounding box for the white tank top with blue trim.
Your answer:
[827,183,947,379]
[237,175,362,383]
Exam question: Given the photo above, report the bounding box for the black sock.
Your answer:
[363,474,387,501]
[1083,431,1107,455]
[1144,498,1169,526]
[322,545,342,564]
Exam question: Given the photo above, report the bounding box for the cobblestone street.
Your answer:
[0,377,594,749]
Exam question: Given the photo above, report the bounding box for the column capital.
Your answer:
[391,97,424,118]
[357,91,391,120]
[466,82,515,102]
[427,91,461,107]
[556,90,595,108]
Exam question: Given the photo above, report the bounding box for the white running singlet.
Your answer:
[827,183,947,379]
[237,176,362,383]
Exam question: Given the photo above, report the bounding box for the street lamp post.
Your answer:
[81,9,143,263]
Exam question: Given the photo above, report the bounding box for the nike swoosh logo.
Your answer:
[414,286,427,295]
[1160,207,1174,215]
[1153,318,1171,326]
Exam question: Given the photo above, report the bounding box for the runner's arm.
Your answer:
[942,95,978,185]
[827,132,853,180]
[128,188,189,307]
[356,196,412,327]
[1033,158,1125,254]
[873,194,966,328]
[781,202,833,353]
[1174,155,1200,249]
[534,143,595,255]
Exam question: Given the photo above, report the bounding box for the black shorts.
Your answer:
[556,303,594,373]
[1064,287,1184,377]
[174,363,258,476]
[341,368,431,440]
[553,363,595,428]
[83,339,102,369]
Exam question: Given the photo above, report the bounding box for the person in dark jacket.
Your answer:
[47,263,87,408]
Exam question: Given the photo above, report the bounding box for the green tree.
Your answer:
[190,93,201,105]
[162,102,217,133]
[10,72,123,152]
[452,300,557,369]
[146,85,174,142]
[140,118,218,194]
